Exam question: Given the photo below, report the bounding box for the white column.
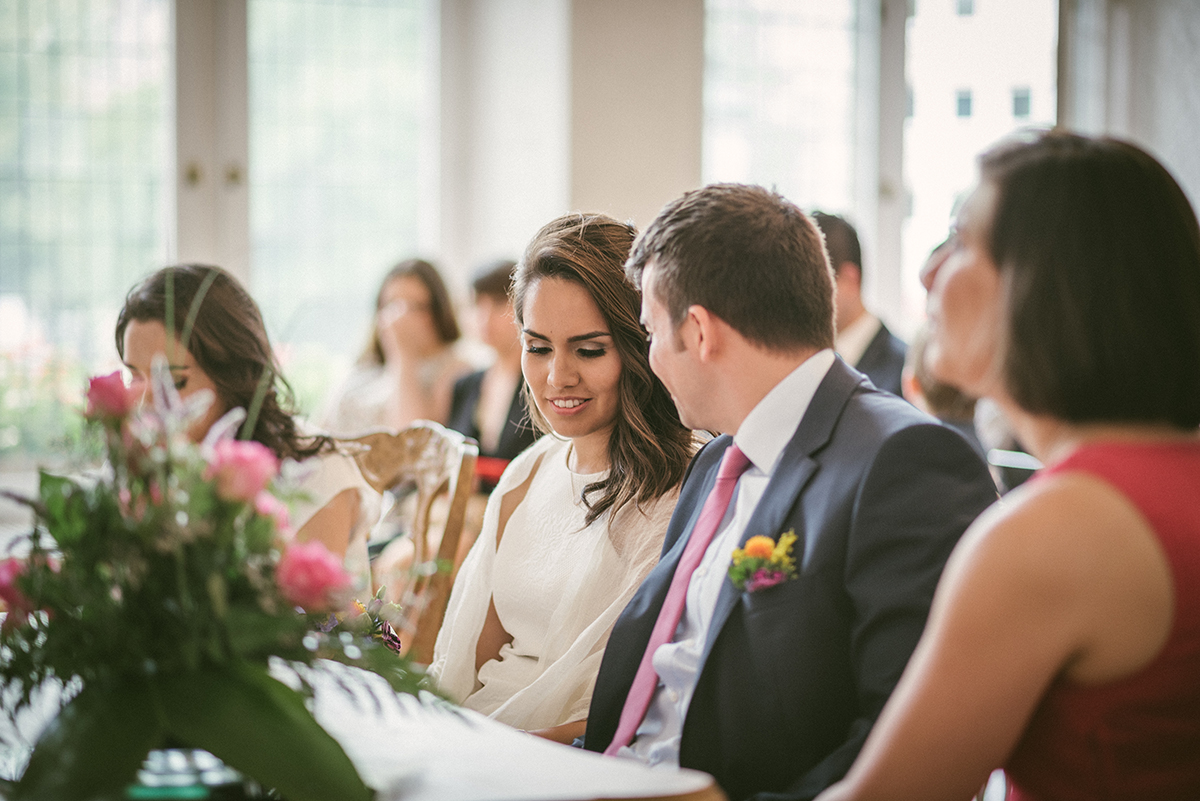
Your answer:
[437,0,704,285]
[854,0,907,326]
[173,0,250,282]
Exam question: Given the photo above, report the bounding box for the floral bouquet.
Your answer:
[728,531,799,593]
[0,363,424,801]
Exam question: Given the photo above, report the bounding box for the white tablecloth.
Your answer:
[0,665,720,801]
[306,664,717,801]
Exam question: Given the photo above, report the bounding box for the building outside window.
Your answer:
[956,88,973,117]
[957,0,976,16]
[903,0,1057,326]
[1012,86,1032,117]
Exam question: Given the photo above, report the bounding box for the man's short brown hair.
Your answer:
[626,183,835,352]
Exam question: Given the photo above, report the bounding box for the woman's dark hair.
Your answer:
[980,130,1200,428]
[513,213,694,525]
[361,258,460,365]
[472,259,517,301]
[115,264,332,461]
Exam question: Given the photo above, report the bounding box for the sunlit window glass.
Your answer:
[248,0,434,414]
[903,0,1057,318]
[0,0,170,466]
[703,0,856,214]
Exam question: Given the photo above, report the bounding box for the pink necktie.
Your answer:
[605,444,752,755]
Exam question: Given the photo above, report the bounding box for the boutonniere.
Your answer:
[729,531,798,592]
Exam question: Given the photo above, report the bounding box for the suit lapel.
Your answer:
[697,359,864,670]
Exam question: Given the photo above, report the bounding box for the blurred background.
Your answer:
[1,0,1196,480]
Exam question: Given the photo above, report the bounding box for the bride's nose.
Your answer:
[547,352,578,388]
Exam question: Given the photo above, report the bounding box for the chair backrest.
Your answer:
[342,422,478,664]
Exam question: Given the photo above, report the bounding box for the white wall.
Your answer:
[570,0,704,228]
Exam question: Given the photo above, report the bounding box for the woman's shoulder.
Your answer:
[951,469,1174,682]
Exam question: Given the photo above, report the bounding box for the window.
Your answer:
[956,89,973,117]
[0,0,171,465]
[957,0,975,15]
[248,0,434,412]
[703,0,857,214]
[903,0,1057,334]
[1012,86,1032,117]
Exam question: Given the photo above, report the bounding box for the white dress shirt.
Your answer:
[621,349,836,766]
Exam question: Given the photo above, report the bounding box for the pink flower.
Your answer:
[745,568,787,594]
[205,440,279,502]
[86,371,136,420]
[276,541,351,612]
[255,491,291,535]
[0,558,32,629]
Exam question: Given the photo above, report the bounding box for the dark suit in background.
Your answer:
[853,321,906,397]
[585,358,997,801]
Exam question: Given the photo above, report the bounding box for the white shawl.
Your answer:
[429,435,678,731]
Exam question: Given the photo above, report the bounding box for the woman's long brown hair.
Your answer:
[115,264,332,462]
[513,213,694,525]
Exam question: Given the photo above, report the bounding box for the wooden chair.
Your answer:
[341,422,478,664]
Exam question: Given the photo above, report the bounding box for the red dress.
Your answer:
[1006,441,1200,801]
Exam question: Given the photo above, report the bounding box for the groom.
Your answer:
[583,184,997,801]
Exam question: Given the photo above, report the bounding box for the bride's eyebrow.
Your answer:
[568,331,610,343]
[521,329,611,342]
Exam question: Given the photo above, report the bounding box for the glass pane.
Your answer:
[703,0,857,214]
[248,0,433,415]
[0,0,170,469]
[903,0,1058,320]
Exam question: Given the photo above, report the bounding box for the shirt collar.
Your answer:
[734,349,836,475]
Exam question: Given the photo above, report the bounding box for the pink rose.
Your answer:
[0,558,32,629]
[745,568,787,594]
[86,371,136,420]
[276,541,351,612]
[205,440,279,502]
[254,491,291,535]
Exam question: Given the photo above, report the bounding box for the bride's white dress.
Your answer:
[429,435,678,731]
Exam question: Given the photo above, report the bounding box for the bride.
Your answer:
[429,213,694,743]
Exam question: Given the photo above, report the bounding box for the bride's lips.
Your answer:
[546,396,591,416]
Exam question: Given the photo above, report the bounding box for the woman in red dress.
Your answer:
[818,132,1200,800]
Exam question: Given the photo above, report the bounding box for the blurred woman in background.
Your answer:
[117,264,380,599]
[321,258,471,435]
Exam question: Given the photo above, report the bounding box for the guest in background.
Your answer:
[447,260,539,491]
[812,212,907,396]
[321,259,472,435]
[430,213,694,743]
[818,131,1200,801]
[903,324,987,462]
[116,265,380,599]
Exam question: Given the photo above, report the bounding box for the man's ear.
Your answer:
[686,305,724,362]
[836,261,862,292]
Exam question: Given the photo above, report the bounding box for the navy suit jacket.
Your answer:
[854,322,906,397]
[583,358,997,801]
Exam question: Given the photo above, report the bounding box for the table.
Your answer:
[0,666,726,801]
[306,665,726,801]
